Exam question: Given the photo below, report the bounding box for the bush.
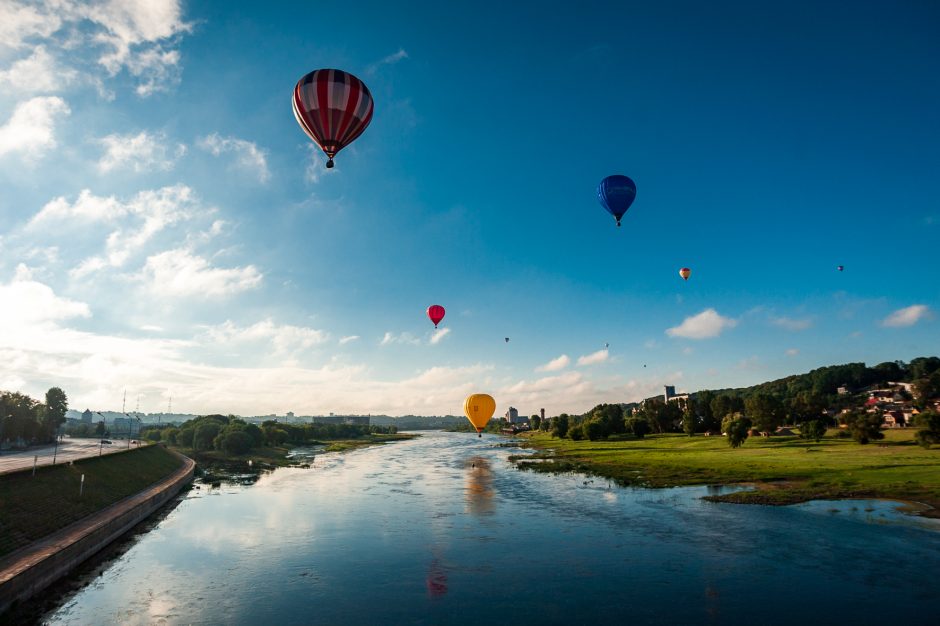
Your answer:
[568,424,585,441]
[842,410,884,445]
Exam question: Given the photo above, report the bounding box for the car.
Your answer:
[100,439,112,444]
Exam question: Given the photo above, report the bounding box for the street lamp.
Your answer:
[95,411,106,456]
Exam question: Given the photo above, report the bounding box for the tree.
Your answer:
[695,391,719,432]
[192,423,221,451]
[913,371,940,407]
[915,411,940,449]
[842,410,884,445]
[628,418,650,439]
[568,423,585,440]
[220,430,253,455]
[800,420,826,443]
[726,416,750,448]
[530,414,541,431]
[43,387,68,441]
[745,393,785,433]
[552,414,569,439]
[583,419,606,441]
[682,404,696,436]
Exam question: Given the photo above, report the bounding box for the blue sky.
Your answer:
[0,0,937,416]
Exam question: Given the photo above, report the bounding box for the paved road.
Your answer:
[0,439,142,475]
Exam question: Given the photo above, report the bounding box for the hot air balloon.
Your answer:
[605,342,609,349]
[597,175,637,227]
[679,267,691,281]
[464,393,496,437]
[293,69,374,169]
[427,305,445,328]
[837,265,844,272]
[504,337,510,343]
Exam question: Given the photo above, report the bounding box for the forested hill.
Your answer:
[705,356,940,400]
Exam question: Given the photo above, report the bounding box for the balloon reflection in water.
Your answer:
[426,557,448,598]
[465,457,495,516]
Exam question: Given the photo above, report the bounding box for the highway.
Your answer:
[0,438,141,475]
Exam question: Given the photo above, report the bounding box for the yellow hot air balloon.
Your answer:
[464,393,496,437]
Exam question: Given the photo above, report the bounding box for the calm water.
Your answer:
[43,431,940,625]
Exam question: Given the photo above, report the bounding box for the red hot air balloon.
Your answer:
[427,305,445,328]
[293,69,374,169]
[679,267,691,281]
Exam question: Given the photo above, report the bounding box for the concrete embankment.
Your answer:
[0,449,195,615]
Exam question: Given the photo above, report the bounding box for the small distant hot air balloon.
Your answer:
[464,393,496,438]
[504,337,510,343]
[837,265,844,272]
[427,305,445,328]
[605,342,609,349]
[293,69,374,169]
[597,175,637,227]
[679,267,691,281]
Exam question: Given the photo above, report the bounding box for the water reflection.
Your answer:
[38,431,940,625]
[465,456,495,516]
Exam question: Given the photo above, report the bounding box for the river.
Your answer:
[42,431,940,625]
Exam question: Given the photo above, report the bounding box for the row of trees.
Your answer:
[0,387,68,447]
[142,414,397,455]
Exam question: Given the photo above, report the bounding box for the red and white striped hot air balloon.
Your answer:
[679,267,691,281]
[427,305,445,328]
[293,69,374,169]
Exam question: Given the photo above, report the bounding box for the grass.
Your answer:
[0,445,184,559]
[515,429,940,516]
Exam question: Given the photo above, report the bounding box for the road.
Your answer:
[0,438,141,475]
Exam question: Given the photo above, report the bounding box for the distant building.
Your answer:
[664,385,690,406]
[286,411,295,419]
[113,417,140,436]
[504,407,522,424]
[81,409,93,424]
[344,416,370,426]
[837,385,850,395]
[540,408,545,421]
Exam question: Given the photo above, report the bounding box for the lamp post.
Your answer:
[95,411,105,456]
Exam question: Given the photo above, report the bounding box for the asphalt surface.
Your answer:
[0,438,140,475]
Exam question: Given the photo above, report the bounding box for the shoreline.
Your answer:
[512,431,940,520]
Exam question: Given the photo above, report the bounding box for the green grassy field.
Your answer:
[0,445,184,559]
[515,429,940,515]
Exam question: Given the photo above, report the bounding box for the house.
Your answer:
[882,410,906,428]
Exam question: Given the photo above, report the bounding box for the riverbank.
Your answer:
[513,429,940,517]
[172,432,418,480]
[0,445,186,559]
[0,447,193,616]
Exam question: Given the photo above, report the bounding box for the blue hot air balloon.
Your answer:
[597,175,637,227]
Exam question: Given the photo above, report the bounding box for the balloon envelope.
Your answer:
[597,175,637,226]
[427,305,445,328]
[464,394,496,434]
[679,267,691,280]
[293,69,374,168]
[837,265,844,272]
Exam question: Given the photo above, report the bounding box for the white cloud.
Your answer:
[138,248,262,298]
[666,308,738,339]
[97,131,184,173]
[785,348,799,356]
[770,316,812,331]
[577,349,609,366]
[86,0,191,96]
[197,133,270,183]
[380,331,421,346]
[203,319,328,357]
[338,335,360,345]
[0,277,90,326]
[367,48,409,74]
[430,327,451,345]
[536,354,570,372]
[28,185,200,278]
[882,304,932,328]
[0,2,63,49]
[0,96,70,160]
[0,46,75,93]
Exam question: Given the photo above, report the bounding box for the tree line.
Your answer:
[537,357,940,449]
[142,414,397,455]
[0,387,68,448]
